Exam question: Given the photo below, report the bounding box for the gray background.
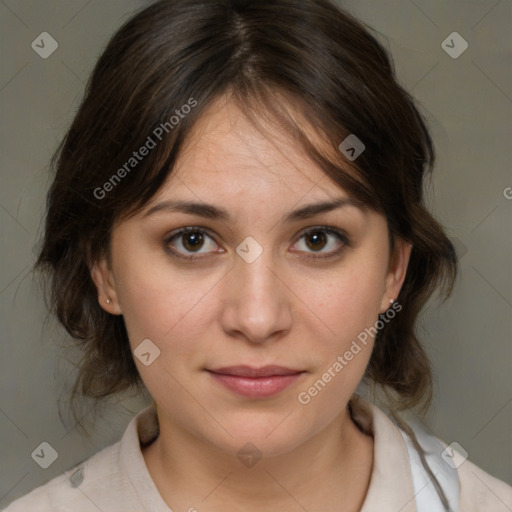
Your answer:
[1,0,511,507]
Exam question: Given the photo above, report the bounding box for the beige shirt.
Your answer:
[3,400,511,511]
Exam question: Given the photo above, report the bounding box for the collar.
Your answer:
[118,398,418,512]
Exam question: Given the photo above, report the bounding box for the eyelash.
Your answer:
[164,226,350,261]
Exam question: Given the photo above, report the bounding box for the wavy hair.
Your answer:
[37,0,456,443]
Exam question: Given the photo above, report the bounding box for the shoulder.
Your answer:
[2,406,158,512]
[457,457,512,512]
[1,441,121,512]
[354,397,512,512]
[429,432,512,511]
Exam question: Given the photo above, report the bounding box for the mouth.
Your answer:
[205,365,306,398]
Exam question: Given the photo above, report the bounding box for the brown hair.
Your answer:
[37,0,456,429]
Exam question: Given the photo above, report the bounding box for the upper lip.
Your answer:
[207,365,304,377]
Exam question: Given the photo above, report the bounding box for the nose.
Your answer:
[219,247,293,344]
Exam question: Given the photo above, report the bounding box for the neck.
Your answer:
[142,404,374,512]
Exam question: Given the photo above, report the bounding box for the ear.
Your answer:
[379,236,412,314]
[90,256,122,315]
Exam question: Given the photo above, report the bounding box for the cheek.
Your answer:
[295,258,386,401]
[114,261,220,400]
[310,263,385,347]
[111,242,220,350]
[294,279,382,425]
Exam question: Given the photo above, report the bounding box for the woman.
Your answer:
[4,0,511,511]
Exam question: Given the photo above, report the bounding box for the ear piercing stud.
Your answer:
[106,298,112,304]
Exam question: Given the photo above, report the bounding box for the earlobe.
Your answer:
[380,238,412,313]
[90,257,122,315]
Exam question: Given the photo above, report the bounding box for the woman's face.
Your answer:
[92,95,411,458]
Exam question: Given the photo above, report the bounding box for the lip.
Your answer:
[206,365,306,398]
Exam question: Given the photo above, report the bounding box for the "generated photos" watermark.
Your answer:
[298,300,402,405]
[93,97,197,200]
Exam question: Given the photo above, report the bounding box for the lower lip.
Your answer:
[207,371,305,398]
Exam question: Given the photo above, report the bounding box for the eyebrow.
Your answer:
[143,197,365,222]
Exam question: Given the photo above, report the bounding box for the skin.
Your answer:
[91,94,412,512]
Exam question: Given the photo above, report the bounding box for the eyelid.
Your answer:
[163,226,218,260]
[290,226,350,260]
[164,225,350,260]
[295,225,349,242]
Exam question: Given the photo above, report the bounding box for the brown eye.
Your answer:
[304,231,328,251]
[181,231,205,252]
[165,227,219,259]
[292,227,349,259]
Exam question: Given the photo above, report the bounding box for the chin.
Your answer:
[201,411,313,458]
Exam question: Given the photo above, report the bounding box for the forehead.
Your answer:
[159,94,347,204]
